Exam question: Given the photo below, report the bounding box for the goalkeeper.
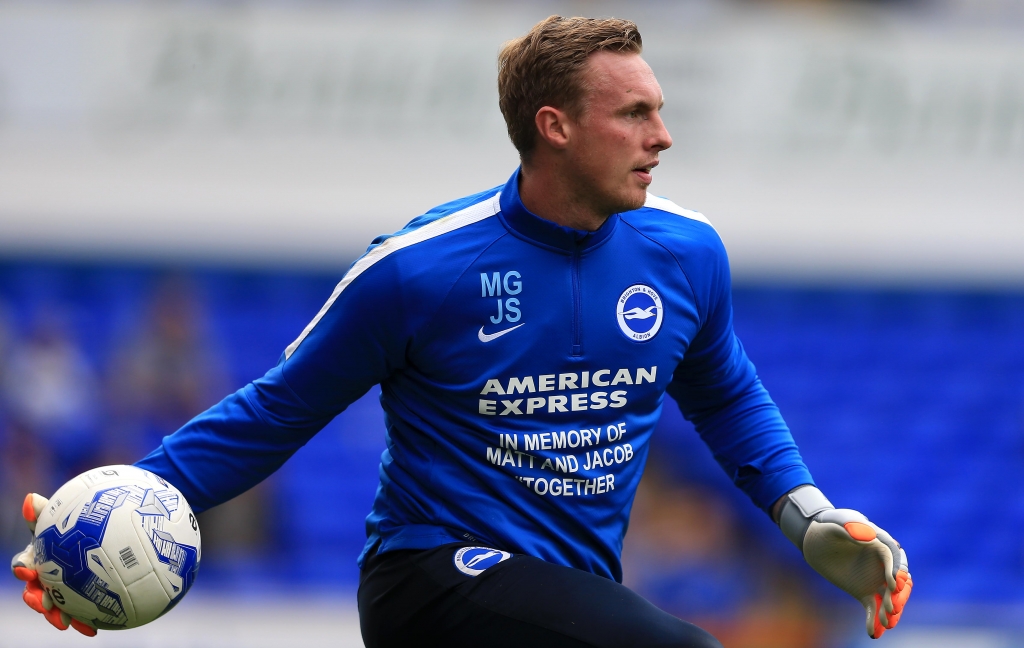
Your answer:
[12,15,911,647]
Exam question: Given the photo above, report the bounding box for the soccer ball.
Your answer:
[32,465,201,630]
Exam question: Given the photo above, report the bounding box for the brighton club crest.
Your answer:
[616,285,663,342]
[453,547,512,577]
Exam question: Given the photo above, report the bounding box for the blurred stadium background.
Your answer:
[1,0,1022,646]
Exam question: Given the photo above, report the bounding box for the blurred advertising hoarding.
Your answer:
[0,1,1022,282]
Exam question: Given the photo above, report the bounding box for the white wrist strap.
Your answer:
[778,485,834,550]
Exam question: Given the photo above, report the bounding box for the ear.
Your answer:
[534,106,573,150]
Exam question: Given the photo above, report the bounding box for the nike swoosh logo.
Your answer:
[478,323,525,343]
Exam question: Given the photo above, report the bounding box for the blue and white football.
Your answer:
[32,465,201,630]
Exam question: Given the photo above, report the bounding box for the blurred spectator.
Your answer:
[104,275,269,559]
[105,276,227,461]
[1,309,101,487]
[0,305,102,555]
[0,300,40,554]
[623,460,840,648]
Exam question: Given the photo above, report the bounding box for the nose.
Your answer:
[649,111,672,152]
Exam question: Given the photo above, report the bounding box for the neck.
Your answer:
[518,162,609,232]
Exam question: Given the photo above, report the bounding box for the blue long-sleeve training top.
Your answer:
[136,168,813,582]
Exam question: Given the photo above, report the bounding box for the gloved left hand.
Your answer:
[10,493,98,637]
[776,485,913,639]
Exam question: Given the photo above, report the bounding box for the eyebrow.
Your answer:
[623,96,665,112]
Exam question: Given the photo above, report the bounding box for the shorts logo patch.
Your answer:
[616,284,663,341]
[453,546,511,577]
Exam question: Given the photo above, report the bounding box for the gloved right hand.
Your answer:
[10,493,98,637]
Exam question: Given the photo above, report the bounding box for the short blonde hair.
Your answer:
[497,16,643,161]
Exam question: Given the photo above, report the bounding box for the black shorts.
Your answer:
[358,543,723,648]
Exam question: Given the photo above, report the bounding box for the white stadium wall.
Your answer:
[0,1,1022,284]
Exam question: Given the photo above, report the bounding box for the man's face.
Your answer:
[567,51,672,215]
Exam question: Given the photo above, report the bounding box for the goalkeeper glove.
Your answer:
[777,485,912,639]
[10,493,98,637]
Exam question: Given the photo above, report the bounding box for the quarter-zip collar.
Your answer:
[498,167,619,254]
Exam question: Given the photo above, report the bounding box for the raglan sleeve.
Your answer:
[134,249,414,513]
[665,230,814,513]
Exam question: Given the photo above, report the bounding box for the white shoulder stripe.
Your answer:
[284,192,501,359]
[643,193,713,227]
